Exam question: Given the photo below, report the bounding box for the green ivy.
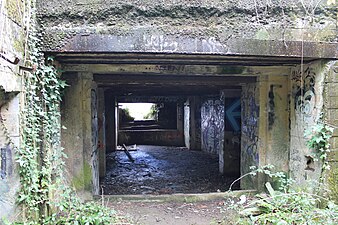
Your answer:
[14,1,128,224]
[305,121,334,186]
[16,16,67,221]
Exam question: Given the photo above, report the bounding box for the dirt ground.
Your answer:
[101,145,239,195]
[108,199,235,225]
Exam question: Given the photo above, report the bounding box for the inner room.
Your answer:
[91,71,251,195]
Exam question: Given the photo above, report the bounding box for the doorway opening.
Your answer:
[100,91,243,195]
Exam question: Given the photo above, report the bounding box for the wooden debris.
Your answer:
[122,144,135,162]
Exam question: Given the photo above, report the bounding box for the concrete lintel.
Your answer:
[52,34,338,59]
[63,64,291,77]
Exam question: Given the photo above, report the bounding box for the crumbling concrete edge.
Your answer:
[95,190,257,203]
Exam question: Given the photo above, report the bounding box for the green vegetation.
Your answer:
[144,104,158,120]
[119,108,135,122]
[12,1,128,224]
[224,122,338,225]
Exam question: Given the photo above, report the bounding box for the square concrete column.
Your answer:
[177,102,184,134]
[61,72,99,196]
[97,88,106,178]
[184,99,190,149]
[220,90,241,175]
[104,91,117,152]
[240,82,260,190]
[184,97,202,150]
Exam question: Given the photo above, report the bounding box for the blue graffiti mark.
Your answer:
[225,99,241,132]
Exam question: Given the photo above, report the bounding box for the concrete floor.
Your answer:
[101,145,238,195]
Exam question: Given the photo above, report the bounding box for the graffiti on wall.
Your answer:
[144,35,179,52]
[143,35,226,53]
[241,84,259,180]
[201,98,224,154]
[225,98,241,132]
[91,89,99,195]
[291,66,317,124]
[289,63,325,185]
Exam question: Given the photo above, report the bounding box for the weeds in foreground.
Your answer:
[224,165,338,225]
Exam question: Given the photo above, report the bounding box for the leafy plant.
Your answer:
[225,166,338,225]
[11,1,129,224]
[305,121,334,172]
[228,165,291,192]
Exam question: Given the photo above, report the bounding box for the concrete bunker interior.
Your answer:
[59,53,269,195]
[59,52,325,196]
[98,62,246,195]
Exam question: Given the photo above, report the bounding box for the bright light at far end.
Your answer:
[119,103,155,120]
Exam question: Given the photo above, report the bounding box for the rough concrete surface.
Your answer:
[37,0,337,52]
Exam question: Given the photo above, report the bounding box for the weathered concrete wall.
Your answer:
[264,76,290,178]
[241,83,260,189]
[184,99,190,149]
[184,96,202,150]
[201,96,224,154]
[0,0,26,220]
[221,90,241,175]
[190,96,202,150]
[61,73,99,197]
[241,73,290,189]
[324,61,338,198]
[118,130,184,147]
[36,0,337,55]
[97,88,106,178]
[289,61,328,187]
[105,91,117,152]
[0,97,21,221]
[90,83,99,195]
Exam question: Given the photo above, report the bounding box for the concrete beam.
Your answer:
[50,34,338,59]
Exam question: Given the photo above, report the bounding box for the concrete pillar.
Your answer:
[61,74,86,193]
[177,102,184,134]
[241,75,290,190]
[264,76,289,175]
[184,96,202,150]
[240,82,260,189]
[97,88,106,178]
[220,90,241,175]
[61,72,99,197]
[105,91,116,152]
[184,99,190,149]
[193,96,202,150]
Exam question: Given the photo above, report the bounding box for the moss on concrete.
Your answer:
[328,165,338,203]
[83,161,93,191]
[71,161,93,191]
[220,66,245,75]
[6,0,24,25]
